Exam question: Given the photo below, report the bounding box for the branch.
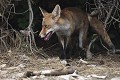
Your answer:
[24,66,75,77]
[26,0,39,53]
[7,3,29,15]
[104,0,116,27]
[27,0,33,29]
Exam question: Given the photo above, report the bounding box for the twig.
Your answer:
[27,0,39,53]
[43,43,59,51]
[88,35,98,54]
[104,0,116,27]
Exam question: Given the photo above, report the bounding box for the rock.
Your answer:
[0,64,6,69]
[111,77,120,80]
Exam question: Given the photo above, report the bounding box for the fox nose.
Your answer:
[39,33,45,38]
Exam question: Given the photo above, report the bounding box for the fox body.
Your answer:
[39,5,115,60]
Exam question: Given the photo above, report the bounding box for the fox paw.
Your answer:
[60,60,67,65]
[86,51,92,60]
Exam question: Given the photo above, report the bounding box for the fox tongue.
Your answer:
[44,31,52,41]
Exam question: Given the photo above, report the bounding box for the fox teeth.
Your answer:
[44,31,53,41]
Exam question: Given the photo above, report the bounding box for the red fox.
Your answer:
[39,5,115,60]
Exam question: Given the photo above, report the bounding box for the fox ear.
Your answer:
[52,4,61,17]
[39,7,47,16]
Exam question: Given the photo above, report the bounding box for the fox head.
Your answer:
[39,5,61,41]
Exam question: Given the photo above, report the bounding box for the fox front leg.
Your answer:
[57,35,72,65]
[58,36,71,59]
[57,36,66,60]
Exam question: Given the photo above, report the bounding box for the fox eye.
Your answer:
[44,25,50,28]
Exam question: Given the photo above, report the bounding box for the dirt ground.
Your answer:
[0,46,120,80]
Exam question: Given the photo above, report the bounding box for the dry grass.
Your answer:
[0,48,120,80]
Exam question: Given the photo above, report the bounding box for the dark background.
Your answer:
[8,0,120,54]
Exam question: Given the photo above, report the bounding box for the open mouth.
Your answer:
[44,31,53,41]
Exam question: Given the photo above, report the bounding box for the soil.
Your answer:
[0,45,120,80]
